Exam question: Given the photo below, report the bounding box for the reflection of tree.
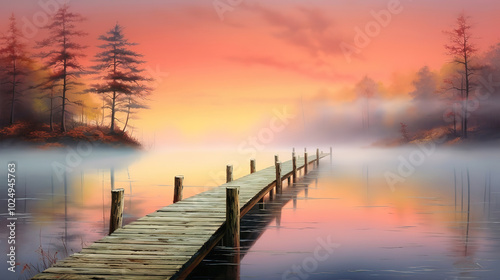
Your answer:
[483,171,491,217]
[450,167,481,275]
[64,172,68,242]
[453,167,458,213]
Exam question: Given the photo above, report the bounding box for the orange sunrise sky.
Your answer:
[2,0,500,147]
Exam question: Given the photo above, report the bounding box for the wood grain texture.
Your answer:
[33,152,329,280]
[174,176,184,203]
[224,187,240,247]
[109,188,124,235]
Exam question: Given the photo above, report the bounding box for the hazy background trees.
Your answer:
[35,5,88,132]
[0,14,32,125]
[355,76,378,131]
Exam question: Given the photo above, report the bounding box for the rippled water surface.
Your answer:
[1,147,499,279]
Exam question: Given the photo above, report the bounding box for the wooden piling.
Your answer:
[173,176,184,203]
[274,154,279,164]
[292,155,297,183]
[275,161,282,194]
[226,165,233,183]
[224,187,240,248]
[109,188,124,235]
[304,152,308,174]
[316,148,320,167]
[330,147,333,164]
[254,159,263,204]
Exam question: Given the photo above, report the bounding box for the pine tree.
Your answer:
[91,24,152,133]
[36,5,87,132]
[0,14,31,125]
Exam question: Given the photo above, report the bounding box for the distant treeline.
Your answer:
[353,13,500,144]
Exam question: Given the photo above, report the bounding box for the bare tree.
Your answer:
[36,5,88,132]
[444,13,477,139]
[0,14,31,125]
[91,24,152,134]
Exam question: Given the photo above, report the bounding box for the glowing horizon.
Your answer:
[1,0,500,146]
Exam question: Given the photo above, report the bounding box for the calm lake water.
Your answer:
[1,146,499,279]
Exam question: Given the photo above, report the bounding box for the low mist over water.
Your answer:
[0,146,499,279]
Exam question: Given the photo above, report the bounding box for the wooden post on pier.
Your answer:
[226,165,233,183]
[173,176,184,203]
[274,154,279,164]
[275,161,282,194]
[225,187,240,248]
[253,159,264,204]
[292,155,297,183]
[109,188,124,235]
[330,147,333,164]
[316,148,320,167]
[304,152,308,175]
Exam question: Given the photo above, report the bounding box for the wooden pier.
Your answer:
[34,150,329,280]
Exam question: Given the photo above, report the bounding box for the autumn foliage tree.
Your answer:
[36,5,88,132]
[0,14,31,125]
[90,24,151,134]
[444,13,477,139]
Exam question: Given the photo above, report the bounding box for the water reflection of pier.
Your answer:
[188,171,319,279]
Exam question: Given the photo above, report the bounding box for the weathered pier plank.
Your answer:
[34,151,328,280]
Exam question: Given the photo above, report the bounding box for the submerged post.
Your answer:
[226,165,233,183]
[275,161,282,194]
[109,188,124,235]
[225,187,240,248]
[304,152,308,174]
[250,159,256,174]
[316,148,320,167]
[173,176,184,203]
[292,155,297,183]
